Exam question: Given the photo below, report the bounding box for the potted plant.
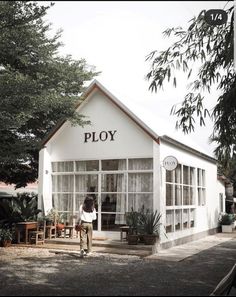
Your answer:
[125,208,140,245]
[0,226,13,247]
[219,213,235,233]
[140,209,162,245]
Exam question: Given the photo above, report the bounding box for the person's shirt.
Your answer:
[79,204,97,223]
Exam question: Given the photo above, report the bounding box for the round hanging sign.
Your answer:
[163,156,178,171]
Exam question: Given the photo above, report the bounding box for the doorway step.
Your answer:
[44,238,153,258]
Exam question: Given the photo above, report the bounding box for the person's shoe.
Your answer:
[86,251,93,256]
[80,249,87,257]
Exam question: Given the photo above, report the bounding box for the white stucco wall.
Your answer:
[47,90,153,161]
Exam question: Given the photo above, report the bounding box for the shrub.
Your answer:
[219,213,235,226]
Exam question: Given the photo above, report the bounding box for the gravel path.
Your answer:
[0,239,236,296]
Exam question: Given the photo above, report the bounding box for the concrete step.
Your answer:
[44,238,153,257]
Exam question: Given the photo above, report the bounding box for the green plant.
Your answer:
[0,226,13,241]
[45,208,67,224]
[125,208,140,235]
[219,213,235,226]
[140,209,162,235]
[0,193,41,226]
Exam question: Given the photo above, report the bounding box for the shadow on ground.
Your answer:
[0,239,236,296]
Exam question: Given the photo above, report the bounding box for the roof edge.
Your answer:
[40,80,160,148]
[160,135,217,164]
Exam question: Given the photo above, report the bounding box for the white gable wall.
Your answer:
[48,90,153,160]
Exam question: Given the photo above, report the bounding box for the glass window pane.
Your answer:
[190,187,195,205]
[101,194,123,213]
[183,165,189,185]
[166,210,173,233]
[128,194,153,212]
[75,175,98,193]
[166,184,174,206]
[102,159,126,171]
[52,161,73,172]
[102,174,126,192]
[197,169,201,186]
[166,170,173,183]
[52,175,74,192]
[183,209,189,229]
[75,160,99,171]
[102,194,126,229]
[202,170,206,187]
[52,193,73,212]
[175,164,182,183]
[190,167,195,185]
[190,209,195,228]
[175,210,182,231]
[175,185,182,206]
[128,173,153,192]
[183,186,190,205]
[128,158,153,170]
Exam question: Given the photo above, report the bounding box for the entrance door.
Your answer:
[100,172,126,231]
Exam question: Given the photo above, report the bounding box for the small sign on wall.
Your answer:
[163,156,178,171]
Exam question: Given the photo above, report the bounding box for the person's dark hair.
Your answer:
[83,196,95,213]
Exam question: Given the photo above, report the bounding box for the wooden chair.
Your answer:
[45,219,56,239]
[210,263,236,296]
[29,220,46,245]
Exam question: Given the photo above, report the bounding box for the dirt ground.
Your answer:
[0,240,236,296]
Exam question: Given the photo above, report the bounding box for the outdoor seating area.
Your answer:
[13,221,78,246]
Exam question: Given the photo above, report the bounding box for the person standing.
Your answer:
[78,196,97,256]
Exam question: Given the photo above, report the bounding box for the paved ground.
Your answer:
[0,233,236,296]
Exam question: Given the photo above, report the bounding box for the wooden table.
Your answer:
[64,225,74,239]
[16,222,38,244]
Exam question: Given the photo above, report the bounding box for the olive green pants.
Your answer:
[80,222,93,252]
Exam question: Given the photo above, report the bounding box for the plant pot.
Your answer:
[221,225,233,233]
[138,234,145,243]
[2,240,12,247]
[143,234,159,245]
[127,234,139,245]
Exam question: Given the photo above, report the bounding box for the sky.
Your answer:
[42,0,231,157]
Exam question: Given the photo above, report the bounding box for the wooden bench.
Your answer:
[210,263,236,296]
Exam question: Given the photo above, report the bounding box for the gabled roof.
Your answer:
[41,79,160,147]
[40,80,216,163]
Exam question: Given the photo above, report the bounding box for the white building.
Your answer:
[38,80,225,247]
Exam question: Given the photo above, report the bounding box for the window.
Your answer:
[165,164,196,233]
[128,158,153,212]
[51,158,153,232]
[197,168,206,206]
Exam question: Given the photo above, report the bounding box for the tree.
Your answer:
[0,1,99,187]
[146,5,235,167]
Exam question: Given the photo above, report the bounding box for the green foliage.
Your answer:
[0,226,13,241]
[219,213,235,226]
[146,6,235,162]
[45,208,67,224]
[0,1,99,187]
[0,192,41,226]
[139,209,162,235]
[125,208,140,235]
